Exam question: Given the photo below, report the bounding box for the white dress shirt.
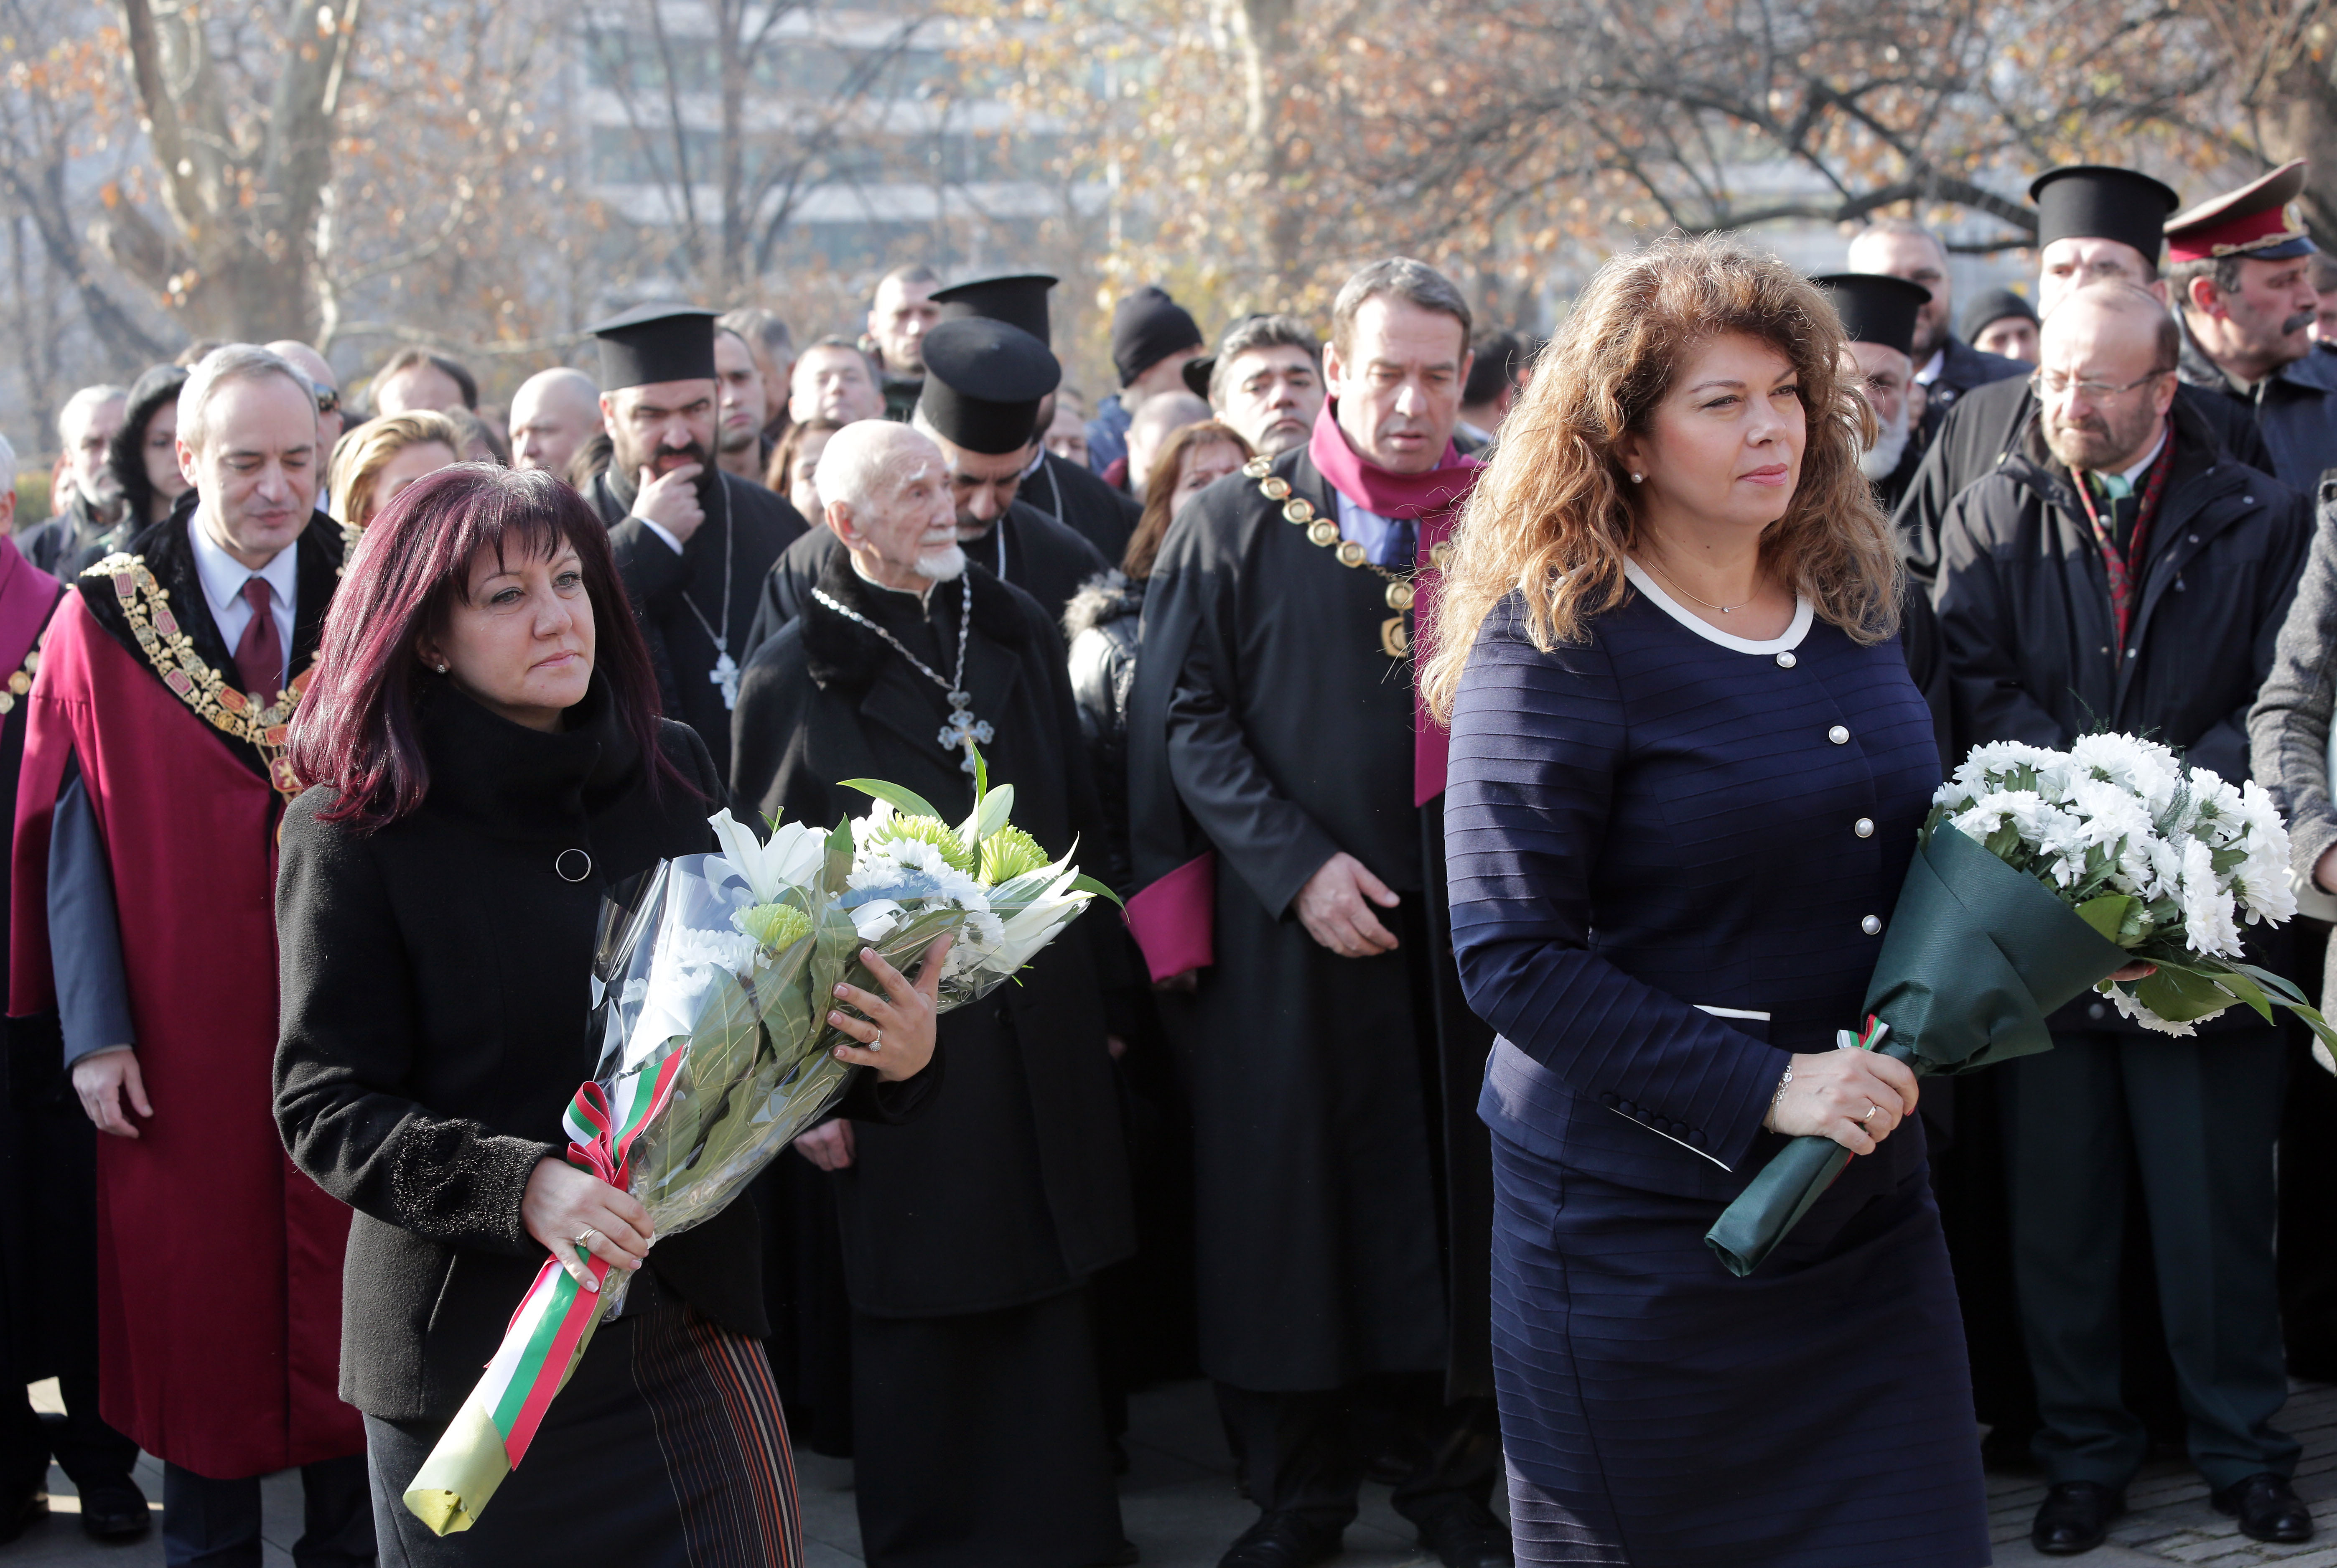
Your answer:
[187,512,298,689]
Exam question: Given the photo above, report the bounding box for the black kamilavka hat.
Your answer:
[917,318,1061,454]
[930,274,1059,349]
[2028,166,2182,263]
[1811,272,1932,360]
[587,303,720,390]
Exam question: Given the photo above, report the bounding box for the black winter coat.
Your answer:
[729,550,1135,1316]
[1935,401,2311,1027]
[1064,570,1143,895]
[274,679,929,1421]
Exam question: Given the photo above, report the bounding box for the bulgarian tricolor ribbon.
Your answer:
[401,1049,687,1536]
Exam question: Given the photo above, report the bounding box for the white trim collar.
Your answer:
[1623,558,1812,654]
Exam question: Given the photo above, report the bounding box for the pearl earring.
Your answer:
[435,663,448,673]
[1629,472,1644,484]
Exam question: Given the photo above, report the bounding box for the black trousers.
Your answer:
[1214,1374,1501,1537]
[162,1456,371,1568]
[853,1289,1126,1568]
[2002,1028,2297,1491]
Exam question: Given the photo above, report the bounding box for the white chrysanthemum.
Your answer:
[848,837,991,910]
[2177,837,2245,958]
[2068,733,2182,815]
[938,911,1008,983]
[2102,981,2203,1036]
[2235,780,2298,923]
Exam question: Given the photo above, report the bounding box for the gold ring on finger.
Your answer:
[1861,1104,1879,1124]
[574,1227,599,1247]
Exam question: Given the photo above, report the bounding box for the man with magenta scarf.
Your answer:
[1126,258,1507,1568]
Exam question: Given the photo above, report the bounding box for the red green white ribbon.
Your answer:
[402,1048,685,1535]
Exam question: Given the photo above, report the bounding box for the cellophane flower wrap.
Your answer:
[1706,735,2337,1277]
[402,761,1117,1535]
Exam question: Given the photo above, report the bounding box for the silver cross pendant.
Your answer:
[710,652,740,711]
[937,690,994,774]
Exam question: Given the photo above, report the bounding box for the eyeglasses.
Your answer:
[2029,369,2168,402]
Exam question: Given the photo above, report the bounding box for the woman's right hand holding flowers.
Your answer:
[1763,1049,1921,1156]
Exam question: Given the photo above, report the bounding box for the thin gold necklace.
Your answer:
[1642,556,1757,615]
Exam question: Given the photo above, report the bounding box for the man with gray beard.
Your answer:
[1935,280,2313,1555]
[728,419,1137,1568]
[1815,271,1950,763]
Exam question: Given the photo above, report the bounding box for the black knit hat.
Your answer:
[2028,166,2181,264]
[917,318,1061,454]
[1110,286,1203,388]
[1811,273,1931,360]
[1963,287,2039,340]
[587,302,719,389]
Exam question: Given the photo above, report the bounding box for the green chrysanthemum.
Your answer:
[980,824,1049,885]
[735,901,813,953]
[866,814,975,874]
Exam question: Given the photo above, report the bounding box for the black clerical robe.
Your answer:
[1894,374,2274,586]
[1125,441,1495,1400]
[1030,450,1140,566]
[591,465,806,779]
[740,499,1107,664]
[730,549,1134,1567]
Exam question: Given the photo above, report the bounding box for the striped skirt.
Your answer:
[367,1303,802,1568]
[1492,1132,1990,1567]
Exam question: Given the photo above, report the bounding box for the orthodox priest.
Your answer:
[743,318,1107,655]
[730,418,1137,1568]
[931,272,1142,564]
[1895,165,2275,586]
[1127,258,1506,1568]
[586,303,808,778]
[9,344,369,1564]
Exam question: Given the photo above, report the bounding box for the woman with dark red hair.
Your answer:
[271,464,946,1565]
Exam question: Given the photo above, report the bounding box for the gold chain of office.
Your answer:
[1243,457,1453,659]
[89,553,315,802]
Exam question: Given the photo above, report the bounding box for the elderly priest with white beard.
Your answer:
[728,419,1138,1568]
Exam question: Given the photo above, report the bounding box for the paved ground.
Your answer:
[10,1375,2335,1565]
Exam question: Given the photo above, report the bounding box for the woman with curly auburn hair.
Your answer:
[1431,236,1989,1566]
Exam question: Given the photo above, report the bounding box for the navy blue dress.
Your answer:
[1446,567,1989,1568]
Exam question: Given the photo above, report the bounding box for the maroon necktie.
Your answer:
[234,577,282,696]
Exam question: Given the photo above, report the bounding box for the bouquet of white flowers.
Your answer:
[1935,735,2310,1036]
[402,759,1114,1535]
[1707,733,2337,1277]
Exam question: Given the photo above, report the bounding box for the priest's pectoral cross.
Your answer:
[938,690,994,775]
[710,652,740,711]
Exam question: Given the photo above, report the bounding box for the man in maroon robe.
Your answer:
[9,344,369,1565]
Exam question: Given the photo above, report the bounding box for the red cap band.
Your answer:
[2168,204,2303,262]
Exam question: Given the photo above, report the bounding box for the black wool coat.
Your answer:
[593,466,808,781]
[274,679,929,1422]
[1896,371,2276,588]
[739,500,1108,665]
[1935,401,2311,1029]
[729,550,1135,1317]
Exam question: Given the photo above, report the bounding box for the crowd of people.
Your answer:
[4,149,2337,1568]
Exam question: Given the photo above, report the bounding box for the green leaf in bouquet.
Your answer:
[840,778,945,822]
[2123,961,2243,1025]
[822,820,855,896]
[2075,893,2135,944]
[2231,961,2337,1064]
[2196,961,2279,1026]
[1068,873,1125,909]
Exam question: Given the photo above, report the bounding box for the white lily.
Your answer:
[708,809,826,904]
[989,858,1096,972]
[851,899,905,943]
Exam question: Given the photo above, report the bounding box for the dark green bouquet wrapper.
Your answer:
[1704,825,2129,1276]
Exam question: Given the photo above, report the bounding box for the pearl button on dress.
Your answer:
[1828,725,1849,744]
[1861,915,1883,935]
[1855,818,1874,837]
[1776,651,1797,668]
